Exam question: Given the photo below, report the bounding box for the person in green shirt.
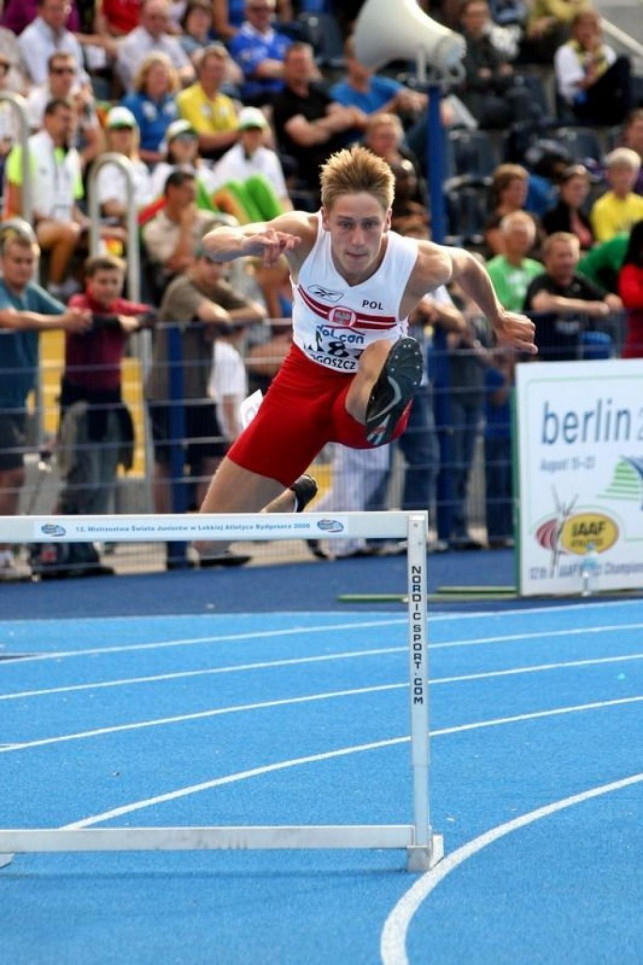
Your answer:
[486,211,544,311]
[577,231,630,293]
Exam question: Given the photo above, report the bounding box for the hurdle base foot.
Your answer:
[406,834,443,872]
[0,854,14,870]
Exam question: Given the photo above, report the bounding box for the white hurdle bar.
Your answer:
[0,511,443,873]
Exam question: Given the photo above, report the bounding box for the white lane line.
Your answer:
[59,697,643,832]
[0,619,406,664]
[380,772,643,965]
[1,595,639,630]
[0,647,405,700]
[4,617,643,670]
[0,682,407,753]
[3,650,643,702]
[2,675,641,762]
[430,622,643,651]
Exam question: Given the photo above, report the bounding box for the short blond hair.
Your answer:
[605,147,641,172]
[500,210,536,236]
[320,145,395,211]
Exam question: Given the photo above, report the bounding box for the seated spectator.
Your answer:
[524,231,622,360]
[362,113,427,206]
[149,118,219,201]
[25,52,104,172]
[36,254,155,578]
[176,43,240,161]
[522,0,589,65]
[2,0,81,34]
[18,0,87,86]
[121,51,180,166]
[0,225,91,582]
[95,107,154,235]
[620,109,643,194]
[0,53,19,190]
[590,148,643,243]
[390,159,430,235]
[554,10,631,126]
[96,0,141,37]
[487,210,544,311]
[456,0,536,129]
[542,163,594,250]
[0,27,29,93]
[142,169,224,293]
[577,230,629,292]
[5,99,90,298]
[146,248,265,567]
[212,0,292,41]
[116,0,194,92]
[484,163,541,256]
[212,106,292,214]
[330,34,427,123]
[228,0,293,106]
[179,0,244,91]
[617,219,643,357]
[180,0,219,59]
[272,41,367,199]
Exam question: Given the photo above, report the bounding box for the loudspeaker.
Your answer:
[354,0,465,74]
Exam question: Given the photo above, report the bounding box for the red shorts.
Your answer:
[228,344,410,486]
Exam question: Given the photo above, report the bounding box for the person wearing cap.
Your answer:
[176,44,239,161]
[228,0,292,106]
[146,243,265,568]
[213,106,291,220]
[95,107,154,240]
[149,118,219,201]
[121,50,180,166]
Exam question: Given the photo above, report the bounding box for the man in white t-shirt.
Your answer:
[213,106,291,209]
[5,98,87,298]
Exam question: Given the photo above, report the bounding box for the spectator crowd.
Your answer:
[0,0,642,577]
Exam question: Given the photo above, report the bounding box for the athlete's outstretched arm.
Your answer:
[447,247,537,355]
[202,212,315,269]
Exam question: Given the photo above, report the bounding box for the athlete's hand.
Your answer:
[494,311,538,355]
[242,229,301,267]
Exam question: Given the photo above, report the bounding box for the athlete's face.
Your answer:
[322,193,391,284]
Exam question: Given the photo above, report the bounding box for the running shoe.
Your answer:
[290,474,318,512]
[365,337,423,446]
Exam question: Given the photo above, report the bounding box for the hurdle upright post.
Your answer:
[405,512,434,871]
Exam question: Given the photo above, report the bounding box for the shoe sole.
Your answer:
[365,338,423,446]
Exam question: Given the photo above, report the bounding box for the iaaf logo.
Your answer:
[535,488,619,576]
[308,285,344,302]
[40,523,66,537]
[317,518,344,533]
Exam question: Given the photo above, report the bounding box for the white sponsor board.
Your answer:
[516,359,643,596]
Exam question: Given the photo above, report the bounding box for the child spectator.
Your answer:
[35,254,155,578]
[590,148,643,243]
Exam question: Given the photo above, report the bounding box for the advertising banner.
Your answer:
[515,359,643,596]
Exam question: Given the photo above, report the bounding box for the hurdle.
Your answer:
[0,511,442,873]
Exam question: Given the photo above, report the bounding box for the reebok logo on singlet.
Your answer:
[308,285,344,302]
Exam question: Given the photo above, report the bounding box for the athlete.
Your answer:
[198,144,536,518]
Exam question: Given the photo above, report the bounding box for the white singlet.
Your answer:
[292,214,419,373]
